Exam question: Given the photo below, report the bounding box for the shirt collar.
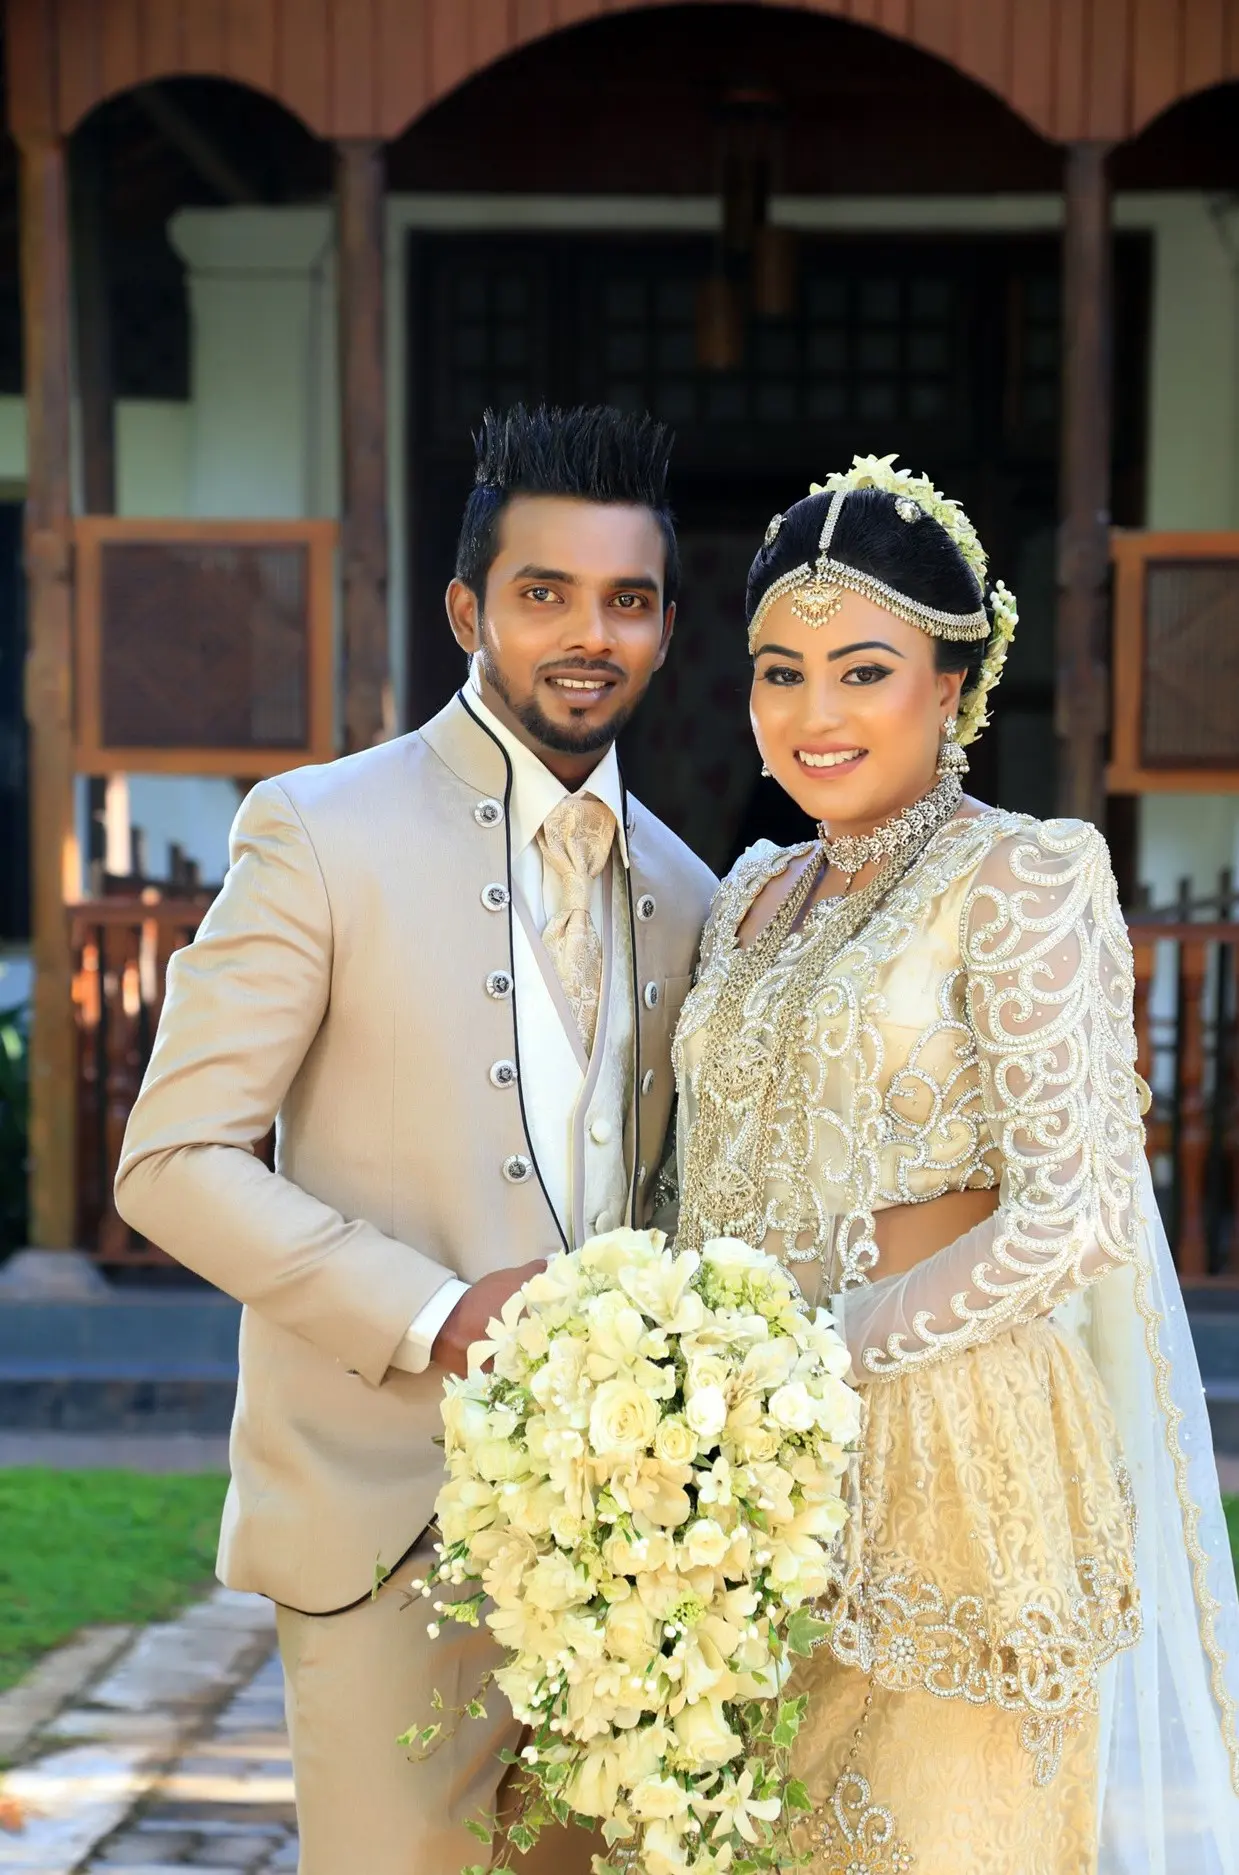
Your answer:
[466,665,630,868]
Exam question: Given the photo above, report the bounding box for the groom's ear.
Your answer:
[446,577,482,654]
[654,599,676,672]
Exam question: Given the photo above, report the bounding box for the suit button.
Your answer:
[636,894,656,921]
[594,1209,618,1233]
[641,1069,655,1097]
[474,797,504,827]
[486,970,513,999]
[643,982,660,1009]
[490,1059,519,1089]
[589,1117,613,1145]
[502,1154,533,1184]
[481,882,510,912]
[638,1164,647,1185]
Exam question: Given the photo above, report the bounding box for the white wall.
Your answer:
[4,190,1238,899]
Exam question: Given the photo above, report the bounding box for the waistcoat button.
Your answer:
[502,1154,533,1184]
[594,1208,618,1233]
[589,1117,613,1145]
[490,1059,519,1089]
[641,1069,655,1096]
[481,882,510,912]
[638,1164,647,1185]
[474,797,504,828]
[636,894,656,921]
[643,982,660,1009]
[486,970,514,999]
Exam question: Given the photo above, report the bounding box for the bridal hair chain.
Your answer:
[820,773,963,881]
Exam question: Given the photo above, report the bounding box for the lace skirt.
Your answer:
[790,1317,1141,1870]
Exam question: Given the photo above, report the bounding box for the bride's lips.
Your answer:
[794,746,868,778]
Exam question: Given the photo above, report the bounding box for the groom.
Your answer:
[115,405,716,1874]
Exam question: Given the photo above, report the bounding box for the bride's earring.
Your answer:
[760,763,771,778]
[937,715,969,777]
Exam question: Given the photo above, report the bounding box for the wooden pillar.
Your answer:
[336,140,391,753]
[72,123,116,518]
[1055,141,1114,824]
[18,134,79,1251]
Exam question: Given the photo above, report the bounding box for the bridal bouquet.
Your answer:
[406,1227,860,1875]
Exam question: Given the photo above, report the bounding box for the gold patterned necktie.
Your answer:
[537,794,616,1054]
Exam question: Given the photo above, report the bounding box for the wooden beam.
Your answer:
[1055,140,1114,823]
[18,133,79,1250]
[336,140,391,753]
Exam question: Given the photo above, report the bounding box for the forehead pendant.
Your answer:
[791,576,845,629]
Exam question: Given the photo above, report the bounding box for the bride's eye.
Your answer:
[759,665,802,686]
[842,663,892,685]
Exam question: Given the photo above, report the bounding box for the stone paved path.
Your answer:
[0,1594,296,1875]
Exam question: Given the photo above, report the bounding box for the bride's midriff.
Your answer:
[873,1186,999,1276]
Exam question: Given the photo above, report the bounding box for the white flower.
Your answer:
[736,1338,796,1394]
[618,1248,702,1329]
[523,1550,594,1612]
[681,1519,730,1570]
[643,1819,693,1875]
[630,1776,692,1822]
[685,1386,728,1441]
[767,1382,816,1432]
[606,1597,660,1663]
[590,1378,661,1458]
[701,1768,782,1844]
[673,1697,743,1770]
[654,1416,697,1465]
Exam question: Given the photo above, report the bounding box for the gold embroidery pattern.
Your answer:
[817,1556,1140,1786]
[816,1770,915,1874]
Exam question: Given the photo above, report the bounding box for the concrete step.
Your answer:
[0,1293,239,1432]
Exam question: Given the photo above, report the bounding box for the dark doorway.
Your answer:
[406,230,1149,875]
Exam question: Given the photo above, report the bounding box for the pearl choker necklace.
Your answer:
[818,773,963,879]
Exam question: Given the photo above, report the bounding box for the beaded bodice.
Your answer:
[673,810,1141,1316]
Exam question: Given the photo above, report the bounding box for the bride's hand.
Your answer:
[429,1260,547,1378]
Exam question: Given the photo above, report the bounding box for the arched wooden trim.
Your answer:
[7,0,1239,149]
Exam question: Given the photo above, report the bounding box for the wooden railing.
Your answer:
[72,895,211,1268]
[1131,919,1239,1282]
[71,897,1239,1279]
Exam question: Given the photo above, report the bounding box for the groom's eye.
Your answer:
[612,592,649,610]
[523,586,559,604]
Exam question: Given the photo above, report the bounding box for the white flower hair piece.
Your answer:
[809,453,1018,748]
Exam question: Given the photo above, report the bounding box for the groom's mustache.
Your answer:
[537,658,627,681]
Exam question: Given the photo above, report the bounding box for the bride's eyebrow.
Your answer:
[753,644,803,660]
[827,640,903,660]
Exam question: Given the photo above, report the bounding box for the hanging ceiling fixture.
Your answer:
[696,89,797,370]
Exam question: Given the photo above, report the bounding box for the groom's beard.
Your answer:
[476,639,644,757]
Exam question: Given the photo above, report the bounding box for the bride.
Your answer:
[670,458,1239,1872]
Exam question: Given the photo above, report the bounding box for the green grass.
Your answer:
[1227,1496,1239,1571]
[0,1468,227,1693]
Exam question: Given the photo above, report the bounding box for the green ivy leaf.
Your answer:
[466,1820,494,1844]
[784,1779,813,1812]
[465,1698,488,1721]
[784,1609,831,1657]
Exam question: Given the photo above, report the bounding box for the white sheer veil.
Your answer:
[1062,1157,1239,1871]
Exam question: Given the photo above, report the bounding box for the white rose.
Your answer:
[685,1385,728,1441]
[681,1518,729,1569]
[701,1236,768,1275]
[813,1382,863,1444]
[653,1416,697,1465]
[472,1437,526,1482]
[768,1381,817,1432]
[590,1379,660,1458]
[440,1383,492,1448]
[629,1777,691,1822]
[523,1550,593,1612]
[672,1696,743,1769]
[606,1597,659,1662]
[643,1820,693,1875]
[686,1354,731,1396]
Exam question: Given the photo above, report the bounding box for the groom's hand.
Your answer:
[430,1261,547,1378]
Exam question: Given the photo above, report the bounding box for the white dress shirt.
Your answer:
[390,669,631,1372]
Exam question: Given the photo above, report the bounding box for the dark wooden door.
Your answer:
[406,230,1149,869]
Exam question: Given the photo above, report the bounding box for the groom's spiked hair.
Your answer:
[455,403,679,606]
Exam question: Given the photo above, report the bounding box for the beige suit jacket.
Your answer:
[115,694,716,1613]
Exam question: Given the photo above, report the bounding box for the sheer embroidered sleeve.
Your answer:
[836,819,1145,1379]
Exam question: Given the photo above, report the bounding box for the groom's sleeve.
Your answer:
[114,778,460,1386]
